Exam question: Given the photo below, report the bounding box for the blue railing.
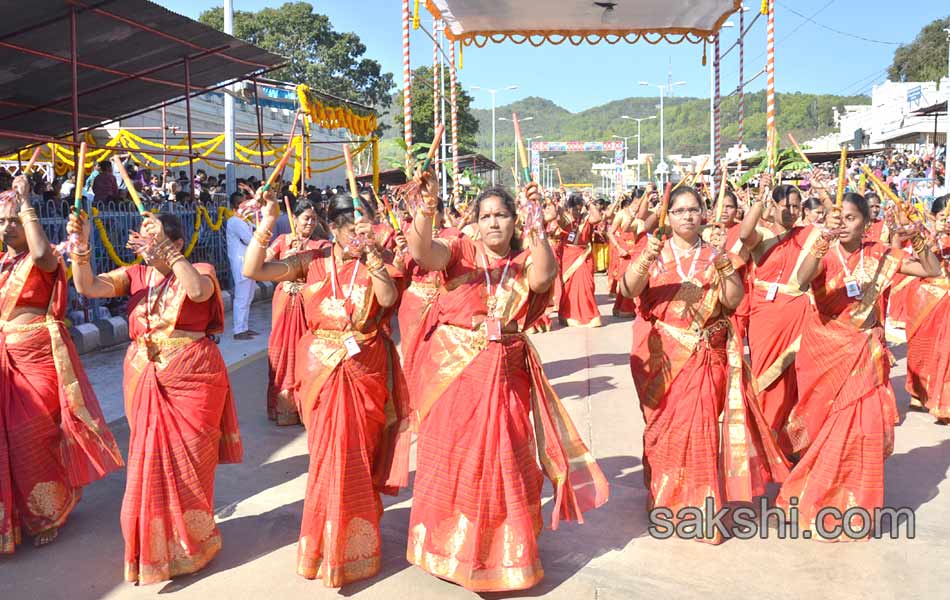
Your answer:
[35,196,234,323]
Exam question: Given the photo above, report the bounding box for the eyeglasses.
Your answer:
[669,207,702,216]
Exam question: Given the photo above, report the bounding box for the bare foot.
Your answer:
[34,527,58,547]
[936,417,950,426]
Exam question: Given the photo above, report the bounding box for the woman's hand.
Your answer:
[822,208,842,240]
[255,187,279,223]
[12,175,31,206]
[708,224,727,255]
[66,211,92,245]
[644,234,664,262]
[141,212,166,245]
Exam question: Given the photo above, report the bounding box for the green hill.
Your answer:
[471,91,870,187]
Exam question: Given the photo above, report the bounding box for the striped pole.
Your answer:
[449,40,460,201]
[765,0,776,172]
[738,6,745,174]
[714,35,722,191]
[401,0,412,152]
[433,17,440,139]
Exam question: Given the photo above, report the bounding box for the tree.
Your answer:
[199,2,394,110]
[888,17,950,84]
[392,65,479,154]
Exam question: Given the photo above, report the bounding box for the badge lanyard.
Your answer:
[835,243,866,299]
[671,238,702,283]
[480,249,511,342]
[143,267,174,348]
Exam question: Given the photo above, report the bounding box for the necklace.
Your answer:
[835,242,867,282]
[480,247,511,318]
[670,237,702,283]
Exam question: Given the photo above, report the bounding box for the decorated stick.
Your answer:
[372,187,401,232]
[73,142,87,216]
[22,145,43,176]
[556,167,563,188]
[262,111,300,192]
[835,143,848,207]
[656,182,673,231]
[765,0,776,174]
[342,143,363,219]
[284,195,297,238]
[714,159,729,222]
[111,156,146,214]
[511,112,532,183]
[420,123,445,173]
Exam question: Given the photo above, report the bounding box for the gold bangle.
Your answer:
[716,260,736,277]
[253,230,272,248]
[364,251,384,272]
[18,208,38,224]
[71,249,91,265]
[911,234,928,255]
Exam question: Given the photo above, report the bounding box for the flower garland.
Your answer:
[296,84,378,137]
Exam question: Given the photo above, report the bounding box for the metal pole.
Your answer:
[251,77,267,181]
[637,122,642,184]
[184,56,195,201]
[224,0,236,194]
[70,6,79,173]
[491,90,496,184]
[161,103,167,189]
[659,86,665,185]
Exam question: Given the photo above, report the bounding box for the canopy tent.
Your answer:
[425,0,740,46]
[0,0,285,156]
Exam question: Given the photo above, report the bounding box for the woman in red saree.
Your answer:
[556,193,602,327]
[527,200,563,333]
[609,187,655,318]
[904,196,950,423]
[265,200,329,425]
[622,186,789,544]
[243,191,410,587]
[405,177,608,591]
[0,180,121,552]
[779,192,941,540]
[739,180,818,456]
[68,211,242,583]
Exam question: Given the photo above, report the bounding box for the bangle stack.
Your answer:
[18,207,38,225]
[715,257,736,278]
[71,247,92,265]
[364,249,385,273]
[911,234,929,256]
[253,227,273,249]
[632,254,654,276]
[810,237,831,260]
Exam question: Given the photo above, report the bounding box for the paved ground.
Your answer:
[2,275,950,599]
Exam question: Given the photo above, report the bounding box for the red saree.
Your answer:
[266,235,329,425]
[745,225,820,455]
[529,220,563,333]
[0,254,122,553]
[291,248,410,587]
[629,242,789,544]
[779,242,906,541]
[406,237,608,591]
[557,219,601,327]
[904,241,950,418]
[116,263,243,584]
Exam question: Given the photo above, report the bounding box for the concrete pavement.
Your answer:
[2,275,949,599]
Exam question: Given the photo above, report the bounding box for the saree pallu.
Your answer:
[558,243,601,327]
[780,242,905,541]
[266,235,328,426]
[0,259,122,554]
[612,230,643,317]
[119,264,242,583]
[397,276,440,376]
[292,251,410,587]
[593,243,610,272]
[629,248,789,544]
[904,273,950,418]
[406,237,607,591]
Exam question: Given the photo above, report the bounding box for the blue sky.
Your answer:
[160,1,948,112]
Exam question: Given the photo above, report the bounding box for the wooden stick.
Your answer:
[372,188,401,232]
[786,133,813,169]
[342,143,363,220]
[714,159,729,222]
[22,146,43,176]
[420,123,445,172]
[835,143,848,207]
[556,167,563,187]
[284,195,297,238]
[262,142,294,192]
[657,182,673,231]
[511,113,533,183]
[74,142,87,216]
[111,156,146,214]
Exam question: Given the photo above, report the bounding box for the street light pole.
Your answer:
[639,81,684,184]
[471,84,518,185]
[622,115,656,185]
